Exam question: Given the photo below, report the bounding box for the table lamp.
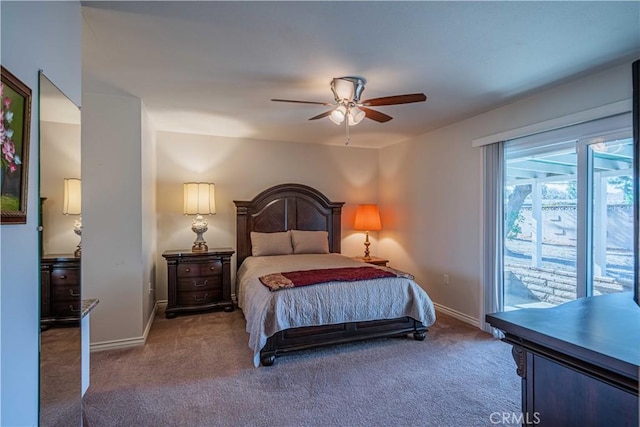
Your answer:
[353,204,382,260]
[184,182,216,252]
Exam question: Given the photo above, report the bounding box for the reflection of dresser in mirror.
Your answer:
[40,254,81,329]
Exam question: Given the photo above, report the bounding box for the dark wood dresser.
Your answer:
[40,254,81,328]
[486,293,639,427]
[162,248,235,318]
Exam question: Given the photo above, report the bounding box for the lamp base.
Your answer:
[362,231,371,260]
[192,242,208,252]
[191,214,209,253]
[73,218,82,258]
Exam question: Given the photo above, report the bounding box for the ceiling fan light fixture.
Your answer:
[348,106,365,126]
[329,104,347,125]
[272,75,426,132]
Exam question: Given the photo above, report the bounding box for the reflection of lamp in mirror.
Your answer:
[63,178,82,257]
[184,182,216,252]
[353,204,382,260]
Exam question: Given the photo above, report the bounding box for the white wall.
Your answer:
[379,62,634,323]
[155,132,380,300]
[0,2,81,425]
[82,93,146,345]
[40,121,81,255]
[141,104,157,328]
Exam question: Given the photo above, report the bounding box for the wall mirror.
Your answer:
[38,71,82,426]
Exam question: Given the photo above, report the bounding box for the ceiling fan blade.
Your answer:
[271,99,332,106]
[360,93,427,107]
[308,110,333,120]
[360,106,393,123]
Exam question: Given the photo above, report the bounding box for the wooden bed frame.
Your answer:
[234,183,427,366]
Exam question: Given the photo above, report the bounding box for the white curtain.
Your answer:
[482,142,504,337]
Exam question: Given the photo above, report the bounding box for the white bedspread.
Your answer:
[237,253,437,366]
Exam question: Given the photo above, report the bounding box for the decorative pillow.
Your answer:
[250,231,293,256]
[290,230,329,254]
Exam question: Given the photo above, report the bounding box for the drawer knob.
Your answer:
[185,268,190,272]
[193,280,208,288]
[60,275,67,279]
[210,266,215,270]
[69,289,80,297]
[193,293,208,302]
[69,305,81,313]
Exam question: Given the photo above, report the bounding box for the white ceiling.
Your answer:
[81,1,640,148]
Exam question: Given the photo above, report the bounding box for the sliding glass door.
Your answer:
[502,114,634,311]
[504,146,578,309]
[589,135,635,296]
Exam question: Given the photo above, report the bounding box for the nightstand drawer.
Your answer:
[177,289,222,306]
[177,261,222,278]
[177,276,221,292]
[51,268,80,285]
[51,285,81,301]
[51,300,82,317]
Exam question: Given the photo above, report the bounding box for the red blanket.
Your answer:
[259,266,397,291]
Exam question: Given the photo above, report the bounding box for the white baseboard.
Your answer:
[90,300,163,352]
[433,302,481,328]
[90,336,146,352]
[142,300,159,339]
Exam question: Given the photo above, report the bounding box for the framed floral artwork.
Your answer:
[1,66,32,224]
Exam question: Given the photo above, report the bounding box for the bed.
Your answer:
[234,183,436,366]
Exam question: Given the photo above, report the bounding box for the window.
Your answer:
[502,113,634,310]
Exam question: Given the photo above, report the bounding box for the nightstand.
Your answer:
[353,256,389,267]
[163,248,235,319]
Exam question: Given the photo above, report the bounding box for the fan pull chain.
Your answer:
[345,118,350,145]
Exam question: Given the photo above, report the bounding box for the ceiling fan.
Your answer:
[271,76,426,144]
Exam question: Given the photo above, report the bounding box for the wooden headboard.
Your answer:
[233,183,344,269]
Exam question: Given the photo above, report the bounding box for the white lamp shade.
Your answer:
[184,182,216,215]
[63,178,81,215]
[331,78,355,101]
[348,106,366,126]
[329,104,347,125]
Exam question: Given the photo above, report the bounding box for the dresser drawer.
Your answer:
[51,268,80,286]
[177,260,222,278]
[177,276,221,292]
[51,285,81,301]
[51,300,82,317]
[177,289,222,306]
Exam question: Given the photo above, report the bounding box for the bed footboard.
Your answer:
[259,316,427,366]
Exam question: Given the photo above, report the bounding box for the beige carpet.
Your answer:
[83,308,519,427]
[40,326,82,427]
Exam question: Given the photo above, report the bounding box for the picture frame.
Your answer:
[1,65,32,224]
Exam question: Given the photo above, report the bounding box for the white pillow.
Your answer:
[250,231,293,256]
[291,230,329,254]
